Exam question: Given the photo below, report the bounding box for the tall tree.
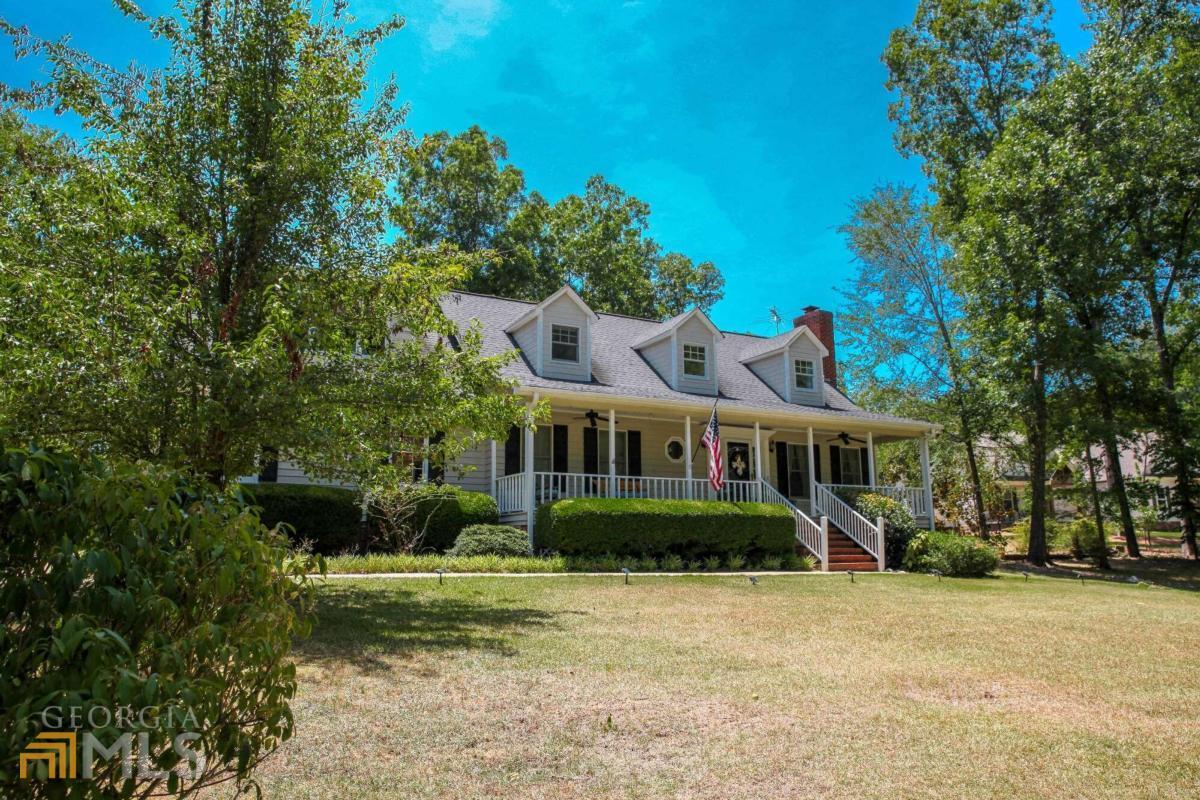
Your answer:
[839,184,995,535]
[0,1,527,485]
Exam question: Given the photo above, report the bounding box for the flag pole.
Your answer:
[690,398,720,462]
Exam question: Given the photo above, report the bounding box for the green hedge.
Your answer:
[854,493,918,570]
[248,482,362,555]
[903,531,999,577]
[404,484,499,552]
[448,524,529,557]
[534,497,795,559]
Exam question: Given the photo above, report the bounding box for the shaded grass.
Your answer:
[210,571,1200,799]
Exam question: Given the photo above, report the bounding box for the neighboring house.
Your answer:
[254,285,941,571]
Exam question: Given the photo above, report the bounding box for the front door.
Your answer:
[726,442,752,481]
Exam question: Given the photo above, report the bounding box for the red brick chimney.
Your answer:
[793,305,837,388]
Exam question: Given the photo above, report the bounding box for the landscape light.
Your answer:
[847,570,855,583]
[435,568,446,585]
[748,575,759,586]
[621,567,631,585]
[931,569,942,583]
[1022,571,1030,582]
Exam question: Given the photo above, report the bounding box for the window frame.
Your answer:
[786,443,810,499]
[665,436,685,463]
[550,323,581,363]
[599,430,629,476]
[682,342,708,378]
[839,447,864,485]
[793,358,816,390]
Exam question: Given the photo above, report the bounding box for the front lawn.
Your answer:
[211,570,1200,799]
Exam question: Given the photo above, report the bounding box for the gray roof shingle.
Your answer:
[439,291,933,431]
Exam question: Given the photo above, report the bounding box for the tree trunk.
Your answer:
[962,427,990,538]
[1093,380,1140,557]
[1026,292,1050,567]
[1085,449,1111,570]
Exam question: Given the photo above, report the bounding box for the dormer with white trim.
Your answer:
[504,285,596,382]
[632,308,721,396]
[738,325,829,406]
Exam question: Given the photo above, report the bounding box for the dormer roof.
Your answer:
[502,284,597,333]
[737,325,828,364]
[631,307,723,350]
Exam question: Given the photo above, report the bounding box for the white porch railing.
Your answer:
[495,473,526,515]
[759,480,826,567]
[813,482,884,569]
[830,483,929,519]
[529,472,761,504]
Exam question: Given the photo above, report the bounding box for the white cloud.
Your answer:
[426,0,502,52]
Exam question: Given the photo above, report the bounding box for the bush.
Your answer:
[396,483,499,552]
[448,524,530,557]
[1009,517,1105,557]
[250,482,362,555]
[903,531,999,577]
[534,498,795,559]
[0,446,319,793]
[1065,518,1107,560]
[854,492,918,570]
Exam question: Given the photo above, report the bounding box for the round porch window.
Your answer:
[665,437,685,463]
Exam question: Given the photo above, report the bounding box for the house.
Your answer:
[254,285,942,571]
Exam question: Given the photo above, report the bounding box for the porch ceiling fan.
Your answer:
[829,431,867,446]
[572,409,617,428]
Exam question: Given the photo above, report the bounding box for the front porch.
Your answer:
[481,397,936,571]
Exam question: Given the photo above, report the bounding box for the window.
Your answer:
[550,324,580,362]
[665,437,685,463]
[794,359,815,390]
[839,447,863,485]
[599,431,629,475]
[786,443,809,499]
[532,427,553,473]
[682,343,707,377]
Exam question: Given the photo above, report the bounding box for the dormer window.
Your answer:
[794,359,815,390]
[551,324,580,363]
[683,343,707,377]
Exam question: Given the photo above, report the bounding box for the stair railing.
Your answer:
[813,483,885,570]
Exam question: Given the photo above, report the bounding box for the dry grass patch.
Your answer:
[204,570,1200,799]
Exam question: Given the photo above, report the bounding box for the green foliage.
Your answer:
[448,524,529,557]
[534,498,795,559]
[903,531,999,577]
[403,484,499,552]
[323,552,565,574]
[0,2,528,486]
[855,492,919,569]
[0,446,319,793]
[250,483,362,556]
[1009,517,1106,561]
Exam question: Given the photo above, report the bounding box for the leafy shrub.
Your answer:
[662,554,685,571]
[638,556,659,572]
[250,482,362,555]
[704,555,723,571]
[0,447,319,793]
[1008,517,1105,558]
[398,483,499,552]
[534,498,795,559]
[854,492,918,570]
[758,555,783,571]
[1065,518,1107,560]
[325,553,567,574]
[448,524,529,557]
[903,531,999,577]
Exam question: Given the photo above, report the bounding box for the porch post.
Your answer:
[866,431,876,487]
[490,439,497,498]
[421,437,429,482]
[754,421,763,501]
[525,393,539,544]
[608,408,617,498]
[919,434,934,530]
[684,415,693,499]
[806,426,816,505]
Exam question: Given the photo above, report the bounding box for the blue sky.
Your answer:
[1,1,1091,334]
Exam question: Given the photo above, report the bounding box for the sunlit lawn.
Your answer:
[218,568,1200,799]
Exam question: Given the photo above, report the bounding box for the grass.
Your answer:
[208,568,1200,799]
[322,552,815,574]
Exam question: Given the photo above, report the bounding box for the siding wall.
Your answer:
[640,338,672,384]
[786,336,826,406]
[674,316,719,396]
[538,294,592,382]
[747,356,785,401]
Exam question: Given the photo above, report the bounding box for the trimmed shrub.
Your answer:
[854,492,918,570]
[402,483,499,552]
[0,446,319,794]
[448,524,530,557]
[249,482,362,555]
[903,531,999,577]
[534,498,795,559]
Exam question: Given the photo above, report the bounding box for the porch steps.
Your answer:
[819,528,879,571]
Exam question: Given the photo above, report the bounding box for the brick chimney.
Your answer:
[793,305,837,388]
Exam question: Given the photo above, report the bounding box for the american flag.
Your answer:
[700,407,723,491]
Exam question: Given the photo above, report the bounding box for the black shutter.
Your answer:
[812,445,822,485]
[775,443,790,496]
[258,447,279,483]
[504,426,520,475]
[428,432,445,483]
[552,425,568,473]
[627,431,642,476]
[859,448,870,486]
[830,444,842,484]
[583,427,598,474]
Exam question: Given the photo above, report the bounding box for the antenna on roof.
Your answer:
[768,306,783,334]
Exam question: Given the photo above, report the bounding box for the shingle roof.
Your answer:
[736,325,827,363]
[438,291,934,431]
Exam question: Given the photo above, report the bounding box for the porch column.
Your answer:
[421,437,429,482]
[524,393,538,543]
[608,408,617,498]
[866,431,876,487]
[806,426,816,504]
[754,421,763,501]
[919,434,934,530]
[684,415,693,499]
[490,439,497,498]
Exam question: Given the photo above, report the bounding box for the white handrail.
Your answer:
[813,482,882,561]
[759,480,825,565]
[826,483,928,518]
[495,473,526,514]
